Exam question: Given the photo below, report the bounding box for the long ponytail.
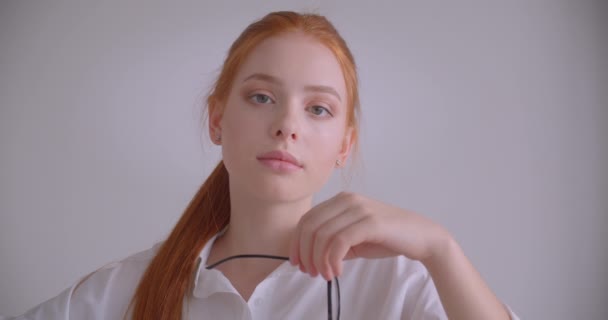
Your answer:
[127,162,230,319]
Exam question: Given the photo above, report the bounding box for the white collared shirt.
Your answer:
[9,232,519,319]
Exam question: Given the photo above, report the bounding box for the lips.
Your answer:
[257,150,302,168]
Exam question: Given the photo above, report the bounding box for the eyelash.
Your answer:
[250,93,274,105]
[248,93,334,117]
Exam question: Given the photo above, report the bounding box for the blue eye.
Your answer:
[250,94,273,104]
[309,105,332,117]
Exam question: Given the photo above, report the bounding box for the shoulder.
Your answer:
[341,255,447,318]
[344,254,431,283]
[18,242,163,320]
[70,242,163,314]
[75,241,162,292]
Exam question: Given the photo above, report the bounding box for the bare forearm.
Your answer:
[422,234,511,320]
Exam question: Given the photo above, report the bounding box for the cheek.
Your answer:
[312,127,345,163]
[219,105,261,167]
[226,117,257,138]
[222,101,264,141]
[305,130,343,191]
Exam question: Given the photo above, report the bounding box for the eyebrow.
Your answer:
[242,73,342,102]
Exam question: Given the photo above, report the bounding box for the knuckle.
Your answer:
[338,191,354,200]
[332,234,348,248]
[316,227,330,242]
[299,213,311,226]
[356,198,371,212]
[344,192,364,206]
[364,214,382,230]
[301,219,314,234]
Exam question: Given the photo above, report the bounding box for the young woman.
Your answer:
[13,11,519,320]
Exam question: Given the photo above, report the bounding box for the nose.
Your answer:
[270,105,299,142]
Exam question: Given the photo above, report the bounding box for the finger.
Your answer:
[313,208,366,281]
[296,193,353,275]
[327,216,379,277]
[289,196,335,266]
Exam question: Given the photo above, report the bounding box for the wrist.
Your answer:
[421,228,461,273]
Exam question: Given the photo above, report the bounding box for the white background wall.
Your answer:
[1,0,606,318]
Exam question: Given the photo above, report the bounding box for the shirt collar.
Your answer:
[191,227,300,299]
[192,228,232,299]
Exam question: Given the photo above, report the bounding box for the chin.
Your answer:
[252,183,308,202]
[226,162,316,202]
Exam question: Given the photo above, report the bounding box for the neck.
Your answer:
[213,182,313,259]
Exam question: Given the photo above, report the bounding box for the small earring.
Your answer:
[215,132,221,142]
[335,159,342,167]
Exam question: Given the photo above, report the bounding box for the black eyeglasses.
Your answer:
[205,254,341,320]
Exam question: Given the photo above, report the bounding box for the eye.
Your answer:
[249,93,274,104]
[309,105,333,117]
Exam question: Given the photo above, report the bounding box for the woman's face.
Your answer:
[210,32,353,202]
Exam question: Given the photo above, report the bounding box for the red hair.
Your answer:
[126,11,360,319]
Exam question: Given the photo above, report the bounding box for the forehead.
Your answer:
[234,32,347,98]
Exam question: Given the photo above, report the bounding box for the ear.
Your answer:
[208,98,224,146]
[337,127,355,165]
